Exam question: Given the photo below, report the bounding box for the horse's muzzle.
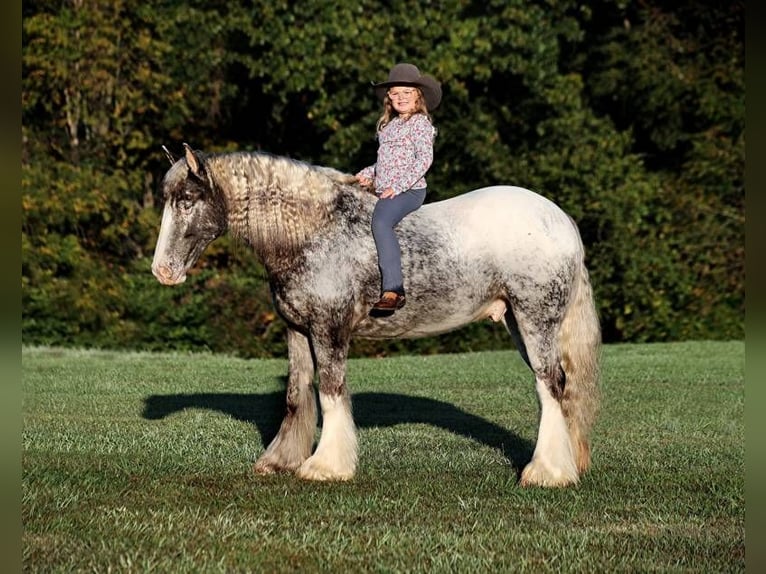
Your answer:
[152,263,187,286]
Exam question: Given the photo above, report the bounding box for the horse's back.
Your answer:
[348,185,584,338]
[418,185,582,262]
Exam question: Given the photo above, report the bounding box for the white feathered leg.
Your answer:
[520,376,578,487]
[295,326,358,481]
[296,392,357,481]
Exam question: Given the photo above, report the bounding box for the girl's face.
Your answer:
[387,86,420,114]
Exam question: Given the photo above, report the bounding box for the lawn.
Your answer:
[22,341,744,572]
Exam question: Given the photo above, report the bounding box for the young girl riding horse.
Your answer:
[355,63,442,313]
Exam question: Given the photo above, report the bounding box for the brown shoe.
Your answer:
[372,291,406,312]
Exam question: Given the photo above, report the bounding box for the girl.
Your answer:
[356,63,442,313]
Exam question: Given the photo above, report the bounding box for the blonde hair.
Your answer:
[376,87,434,132]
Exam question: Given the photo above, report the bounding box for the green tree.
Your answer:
[580,0,745,339]
[22,0,744,354]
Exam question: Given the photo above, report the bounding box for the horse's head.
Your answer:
[151,144,227,285]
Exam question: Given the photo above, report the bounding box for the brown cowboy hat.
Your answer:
[373,63,442,111]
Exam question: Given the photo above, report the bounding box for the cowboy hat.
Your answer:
[373,63,442,111]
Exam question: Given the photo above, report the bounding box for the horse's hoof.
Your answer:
[520,460,578,488]
[296,458,355,482]
[253,457,300,475]
[253,462,277,475]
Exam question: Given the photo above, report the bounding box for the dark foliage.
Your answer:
[22,0,744,356]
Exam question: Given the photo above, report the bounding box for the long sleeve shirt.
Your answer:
[356,114,436,196]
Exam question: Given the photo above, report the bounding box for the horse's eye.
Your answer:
[175,192,195,209]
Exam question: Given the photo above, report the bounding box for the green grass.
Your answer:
[23,341,744,572]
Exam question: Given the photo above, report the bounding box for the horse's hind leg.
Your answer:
[507,306,579,487]
[501,306,531,371]
[254,328,317,474]
[522,366,579,487]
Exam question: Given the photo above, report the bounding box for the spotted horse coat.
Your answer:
[151,143,601,487]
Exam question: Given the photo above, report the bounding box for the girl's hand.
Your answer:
[379,187,396,199]
[355,175,372,187]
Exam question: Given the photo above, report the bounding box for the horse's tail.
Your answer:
[559,245,601,475]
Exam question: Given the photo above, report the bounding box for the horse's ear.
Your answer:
[162,145,176,165]
[183,143,205,179]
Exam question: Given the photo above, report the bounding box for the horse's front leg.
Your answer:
[296,331,357,481]
[254,328,317,475]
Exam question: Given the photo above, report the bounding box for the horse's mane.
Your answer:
[206,151,370,263]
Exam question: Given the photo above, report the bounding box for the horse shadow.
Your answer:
[142,381,535,478]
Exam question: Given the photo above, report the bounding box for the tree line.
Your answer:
[22,0,744,357]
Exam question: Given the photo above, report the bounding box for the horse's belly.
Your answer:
[352,298,504,340]
[353,316,467,339]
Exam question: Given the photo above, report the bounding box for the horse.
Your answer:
[151,143,601,487]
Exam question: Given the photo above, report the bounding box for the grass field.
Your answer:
[22,341,744,572]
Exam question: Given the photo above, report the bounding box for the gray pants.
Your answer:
[371,187,427,295]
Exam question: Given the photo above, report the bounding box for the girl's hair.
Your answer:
[376,87,433,132]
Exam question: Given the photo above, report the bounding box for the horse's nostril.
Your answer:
[153,264,172,281]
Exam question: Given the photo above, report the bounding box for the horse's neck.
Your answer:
[209,153,337,266]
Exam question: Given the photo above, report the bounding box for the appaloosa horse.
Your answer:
[152,144,601,487]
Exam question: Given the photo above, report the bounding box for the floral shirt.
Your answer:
[357,114,436,196]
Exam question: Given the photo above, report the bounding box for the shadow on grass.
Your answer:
[142,386,534,476]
